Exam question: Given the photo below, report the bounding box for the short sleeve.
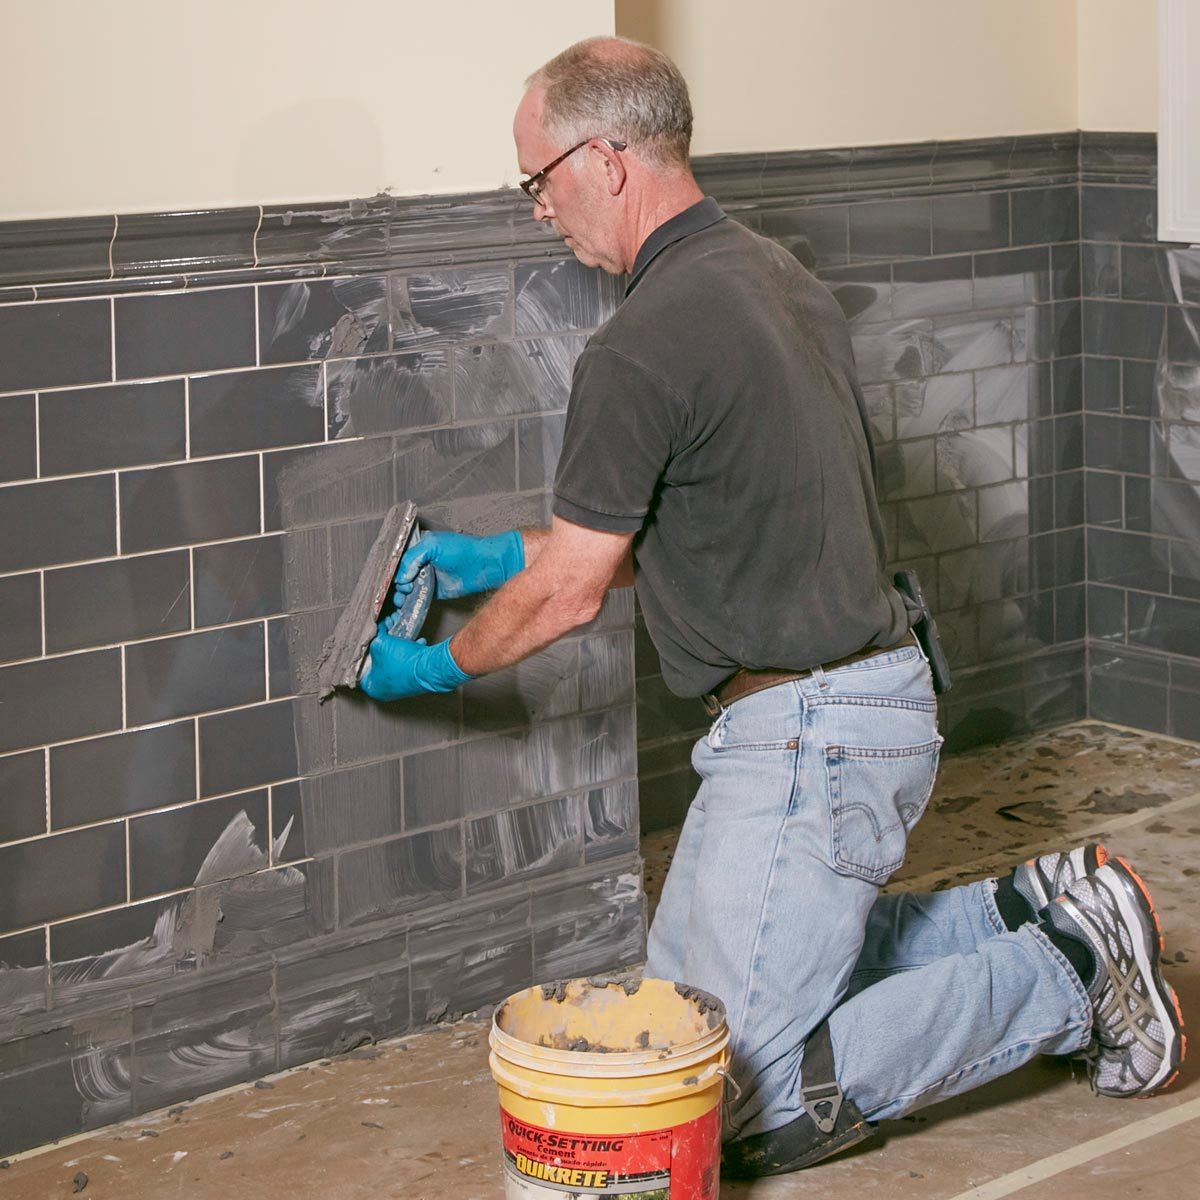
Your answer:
[552,344,687,534]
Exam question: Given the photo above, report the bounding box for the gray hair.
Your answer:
[526,36,693,169]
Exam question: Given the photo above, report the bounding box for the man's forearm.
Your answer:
[448,565,598,677]
[518,527,633,587]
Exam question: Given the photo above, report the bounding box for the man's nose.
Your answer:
[532,200,554,224]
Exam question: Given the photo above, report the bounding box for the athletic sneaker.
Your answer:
[1014,843,1108,914]
[1045,858,1186,1097]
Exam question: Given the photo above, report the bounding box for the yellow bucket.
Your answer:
[489,976,730,1199]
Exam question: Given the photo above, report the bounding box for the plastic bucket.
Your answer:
[489,976,730,1199]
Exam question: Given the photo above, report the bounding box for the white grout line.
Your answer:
[33,392,41,477]
[263,618,270,697]
[124,819,131,902]
[183,376,191,458]
[44,925,50,963]
[188,546,196,628]
[253,283,260,367]
[194,718,201,800]
[109,296,116,381]
[38,569,46,657]
[945,1096,1200,1200]
[267,784,275,866]
[119,646,127,729]
[43,747,51,834]
[113,472,121,555]
[258,451,265,534]
[107,214,118,280]
[252,204,264,268]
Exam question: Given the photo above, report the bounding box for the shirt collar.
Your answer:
[625,196,727,295]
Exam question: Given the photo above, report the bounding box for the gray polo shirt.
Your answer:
[553,197,908,698]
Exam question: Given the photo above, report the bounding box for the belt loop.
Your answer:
[811,664,829,690]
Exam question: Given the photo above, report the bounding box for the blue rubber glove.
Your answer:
[393,530,524,603]
[359,625,474,702]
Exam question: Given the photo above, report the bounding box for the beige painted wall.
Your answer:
[2,0,611,220]
[616,0,1161,151]
[1076,0,1158,130]
[615,0,1080,155]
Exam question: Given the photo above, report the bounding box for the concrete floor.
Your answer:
[3,720,1197,1199]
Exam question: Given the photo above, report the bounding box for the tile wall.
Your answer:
[1076,135,1200,737]
[0,197,642,1154]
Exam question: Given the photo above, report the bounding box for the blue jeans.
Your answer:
[644,642,1092,1139]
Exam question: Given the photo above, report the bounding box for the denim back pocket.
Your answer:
[825,736,943,883]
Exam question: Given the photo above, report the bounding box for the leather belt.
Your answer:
[700,631,917,718]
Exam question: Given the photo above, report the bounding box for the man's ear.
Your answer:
[596,140,628,197]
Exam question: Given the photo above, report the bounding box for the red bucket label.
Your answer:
[499,1106,721,1198]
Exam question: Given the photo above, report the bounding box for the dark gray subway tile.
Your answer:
[0,929,45,968]
[935,427,1013,490]
[894,372,973,437]
[50,723,195,829]
[466,794,583,891]
[1085,471,1123,527]
[454,335,583,420]
[1081,186,1157,243]
[49,897,164,962]
[461,642,580,735]
[1120,245,1171,301]
[973,246,1051,308]
[391,267,510,350]
[931,192,1010,254]
[271,780,304,864]
[1167,307,1200,364]
[189,364,324,456]
[934,312,1015,371]
[44,550,190,654]
[1087,527,1171,591]
[583,780,639,863]
[125,623,265,724]
[1086,584,1126,641]
[1053,469,1084,527]
[0,394,35,482]
[115,288,255,379]
[1054,583,1086,642]
[0,300,111,392]
[1124,475,1152,532]
[327,515,383,605]
[0,475,115,573]
[818,263,892,324]
[974,363,1036,425]
[1169,683,1200,741]
[198,699,302,796]
[1090,648,1169,732]
[517,412,567,491]
[393,420,517,509]
[849,198,931,261]
[1127,591,1200,658]
[0,650,121,755]
[112,208,259,275]
[266,606,340,699]
[514,259,603,334]
[194,529,329,627]
[0,573,40,664]
[1025,301,1081,360]
[332,686,458,772]
[891,256,972,319]
[1011,187,1079,245]
[260,275,387,361]
[938,540,1029,609]
[1082,300,1165,360]
[1028,473,1056,534]
[0,823,125,931]
[1052,356,1082,413]
[1051,243,1081,300]
[757,206,849,269]
[1054,413,1084,472]
[978,480,1029,542]
[40,379,186,476]
[336,826,464,926]
[1083,356,1122,412]
[299,760,404,854]
[120,456,260,553]
[129,789,268,898]
[1121,360,1157,416]
[1085,413,1151,474]
[327,350,452,438]
[1080,243,1120,297]
[0,750,45,842]
[263,436,394,532]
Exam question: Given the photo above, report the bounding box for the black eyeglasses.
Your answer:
[519,138,627,206]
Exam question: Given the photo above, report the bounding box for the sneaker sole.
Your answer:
[1093,858,1186,1096]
